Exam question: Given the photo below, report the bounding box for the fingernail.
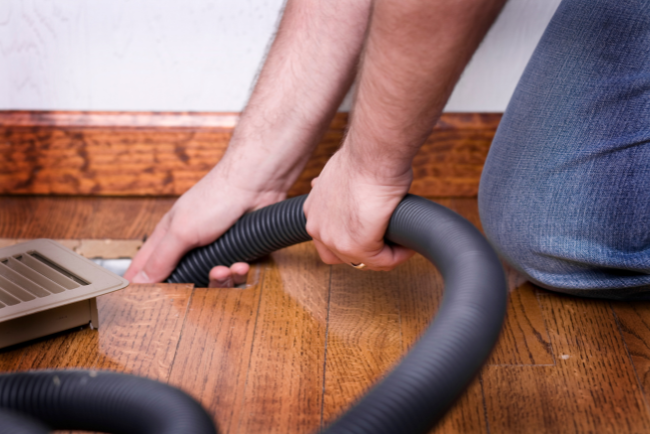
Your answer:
[131,270,151,284]
[210,277,233,288]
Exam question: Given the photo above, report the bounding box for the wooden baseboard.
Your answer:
[0,111,501,197]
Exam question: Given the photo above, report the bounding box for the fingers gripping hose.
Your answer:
[0,194,506,434]
[167,195,311,287]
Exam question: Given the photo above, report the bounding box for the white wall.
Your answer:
[0,0,561,113]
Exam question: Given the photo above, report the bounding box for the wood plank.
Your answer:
[322,263,403,425]
[487,280,554,366]
[238,243,329,434]
[167,269,265,434]
[16,197,96,239]
[84,197,174,239]
[0,197,36,238]
[0,196,173,239]
[0,283,192,382]
[0,111,500,197]
[483,291,650,433]
[611,301,650,402]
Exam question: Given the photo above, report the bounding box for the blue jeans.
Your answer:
[479,0,650,299]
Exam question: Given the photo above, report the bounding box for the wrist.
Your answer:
[208,139,305,198]
[201,163,287,214]
[339,136,415,185]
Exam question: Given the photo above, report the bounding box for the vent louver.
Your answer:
[0,239,129,348]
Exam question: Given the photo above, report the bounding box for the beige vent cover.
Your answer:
[0,239,129,349]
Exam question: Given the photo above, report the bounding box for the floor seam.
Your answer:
[165,283,195,383]
[610,303,650,415]
[534,288,558,366]
[479,373,491,434]
[235,262,267,434]
[320,264,333,431]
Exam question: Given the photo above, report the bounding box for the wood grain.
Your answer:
[482,291,650,433]
[239,243,329,434]
[0,196,173,239]
[611,301,650,403]
[0,111,500,197]
[322,263,403,425]
[0,197,39,238]
[168,269,265,434]
[488,280,554,366]
[0,283,192,382]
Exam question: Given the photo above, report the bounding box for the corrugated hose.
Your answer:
[0,194,506,434]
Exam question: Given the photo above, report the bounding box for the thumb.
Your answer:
[131,232,189,283]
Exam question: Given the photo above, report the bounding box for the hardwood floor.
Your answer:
[1,195,650,433]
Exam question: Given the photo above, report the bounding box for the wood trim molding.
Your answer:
[0,110,501,197]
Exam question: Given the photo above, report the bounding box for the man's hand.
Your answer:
[124,164,286,286]
[302,0,506,269]
[304,147,414,270]
[124,0,372,286]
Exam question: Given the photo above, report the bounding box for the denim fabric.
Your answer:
[479,0,650,299]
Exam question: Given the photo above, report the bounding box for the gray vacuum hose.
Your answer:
[0,370,216,434]
[0,194,507,434]
[169,194,507,433]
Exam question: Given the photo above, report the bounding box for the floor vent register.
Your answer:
[0,240,128,349]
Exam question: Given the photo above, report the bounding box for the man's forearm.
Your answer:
[345,0,507,180]
[222,0,372,193]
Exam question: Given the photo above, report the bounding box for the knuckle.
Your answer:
[333,240,356,257]
[320,255,339,265]
[305,222,319,239]
[366,252,398,271]
[152,214,172,235]
[168,225,197,246]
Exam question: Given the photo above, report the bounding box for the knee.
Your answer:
[478,177,650,297]
[477,180,553,287]
[477,163,594,292]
